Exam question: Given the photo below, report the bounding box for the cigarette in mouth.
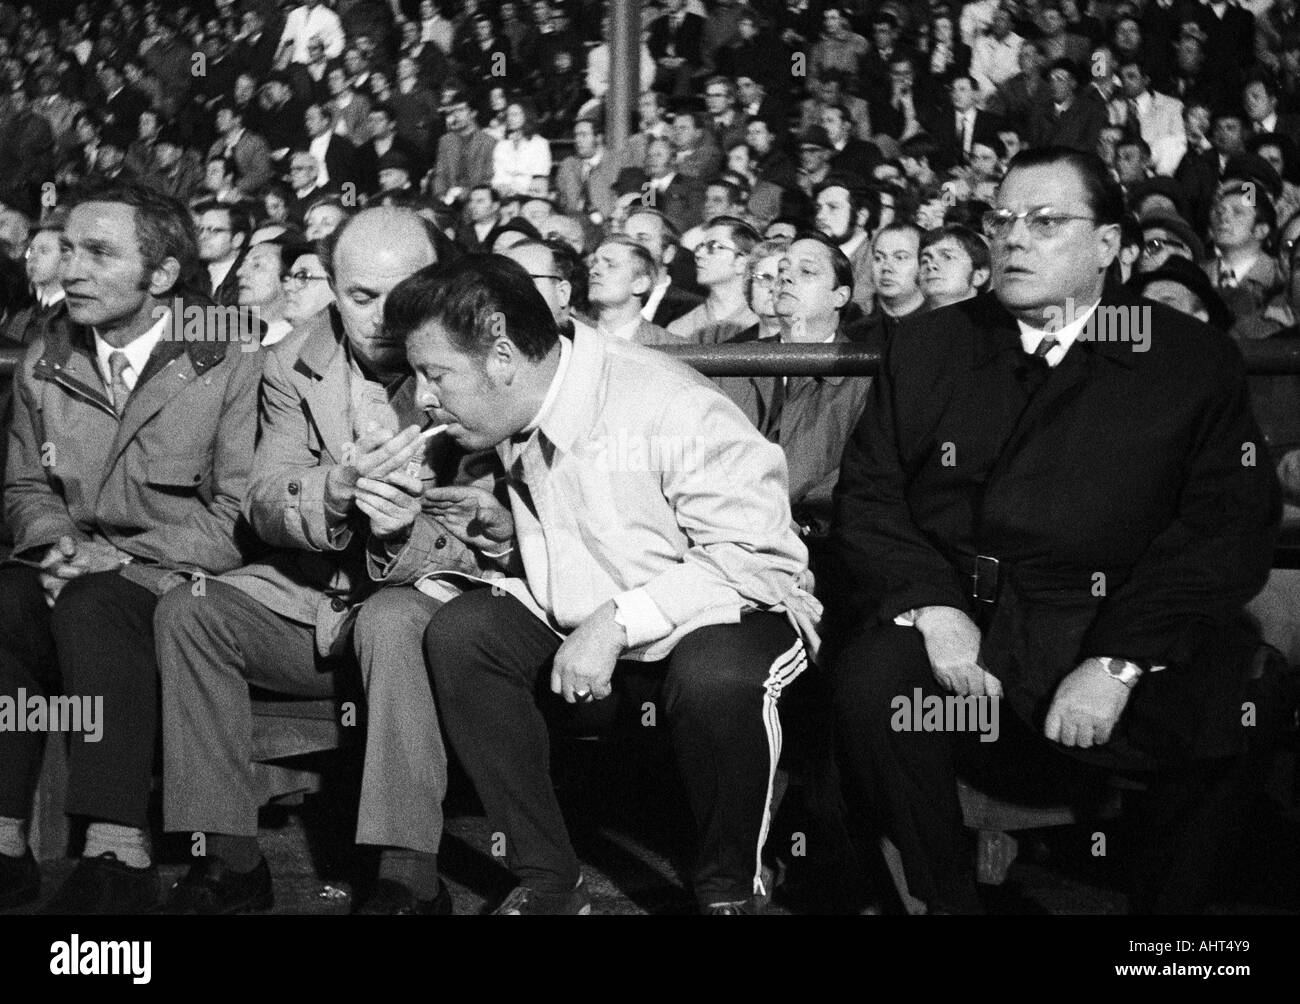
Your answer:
[405,424,449,476]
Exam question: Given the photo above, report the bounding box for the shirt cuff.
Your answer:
[613,588,674,649]
[893,608,920,627]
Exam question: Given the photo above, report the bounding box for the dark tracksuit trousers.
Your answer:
[425,588,807,907]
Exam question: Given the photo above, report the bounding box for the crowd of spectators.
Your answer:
[0,0,1299,918]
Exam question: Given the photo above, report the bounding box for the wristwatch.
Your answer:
[1098,657,1143,688]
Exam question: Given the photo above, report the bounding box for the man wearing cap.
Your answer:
[795,127,835,201]
[1137,209,1205,274]
[1131,254,1234,331]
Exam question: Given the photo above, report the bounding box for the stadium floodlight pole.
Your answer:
[607,0,638,151]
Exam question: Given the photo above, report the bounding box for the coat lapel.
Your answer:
[293,308,352,464]
[109,318,229,465]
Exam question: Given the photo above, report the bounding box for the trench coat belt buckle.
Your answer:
[968,554,1000,604]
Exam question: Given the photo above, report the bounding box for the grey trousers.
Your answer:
[156,580,447,853]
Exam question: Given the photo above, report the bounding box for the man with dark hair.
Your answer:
[208,102,272,197]
[919,224,991,308]
[157,207,487,916]
[304,102,363,194]
[194,199,252,307]
[814,175,878,315]
[392,254,818,914]
[822,102,880,181]
[831,147,1284,914]
[1030,57,1108,154]
[1204,178,1283,320]
[716,231,870,546]
[0,182,260,912]
[555,117,619,226]
[456,184,501,252]
[431,88,494,205]
[669,216,762,344]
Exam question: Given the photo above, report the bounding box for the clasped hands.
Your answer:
[913,606,1132,749]
[38,535,132,607]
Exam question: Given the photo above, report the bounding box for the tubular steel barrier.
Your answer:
[5,339,1300,380]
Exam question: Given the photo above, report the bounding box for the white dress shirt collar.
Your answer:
[95,307,171,392]
[519,334,572,437]
[1016,298,1100,367]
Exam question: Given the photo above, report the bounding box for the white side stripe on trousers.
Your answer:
[753,638,809,897]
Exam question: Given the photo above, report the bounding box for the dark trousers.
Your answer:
[832,620,1281,914]
[425,589,806,906]
[0,566,159,829]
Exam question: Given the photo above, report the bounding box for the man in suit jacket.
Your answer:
[156,208,498,916]
[1029,58,1108,155]
[648,0,706,95]
[830,148,1282,915]
[208,103,273,197]
[1244,72,1300,151]
[304,102,365,194]
[926,74,1004,169]
[233,7,279,79]
[554,116,620,226]
[430,90,495,205]
[1117,60,1184,156]
[615,136,707,237]
[0,182,260,913]
[622,206,705,327]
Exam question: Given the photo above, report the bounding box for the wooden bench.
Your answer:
[31,694,344,862]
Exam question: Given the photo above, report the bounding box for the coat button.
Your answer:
[434,535,447,549]
[287,481,299,495]
[330,598,347,612]
[193,474,202,483]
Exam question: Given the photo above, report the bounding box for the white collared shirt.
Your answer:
[640,276,672,320]
[1016,298,1100,367]
[309,131,332,186]
[208,256,237,295]
[37,288,65,310]
[95,308,170,394]
[516,335,572,438]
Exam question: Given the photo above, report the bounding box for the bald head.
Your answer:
[330,207,441,377]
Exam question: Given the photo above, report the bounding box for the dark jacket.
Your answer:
[831,286,1279,763]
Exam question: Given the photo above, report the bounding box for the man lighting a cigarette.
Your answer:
[390,254,821,915]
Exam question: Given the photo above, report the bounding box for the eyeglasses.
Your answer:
[981,207,1097,240]
[696,240,739,257]
[1142,236,1188,257]
[282,271,329,288]
[751,273,780,288]
[196,225,231,235]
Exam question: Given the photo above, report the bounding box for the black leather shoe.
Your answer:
[354,878,453,915]
[39,853,160,915]
[160,856,273,915]
[0,850,39,910]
